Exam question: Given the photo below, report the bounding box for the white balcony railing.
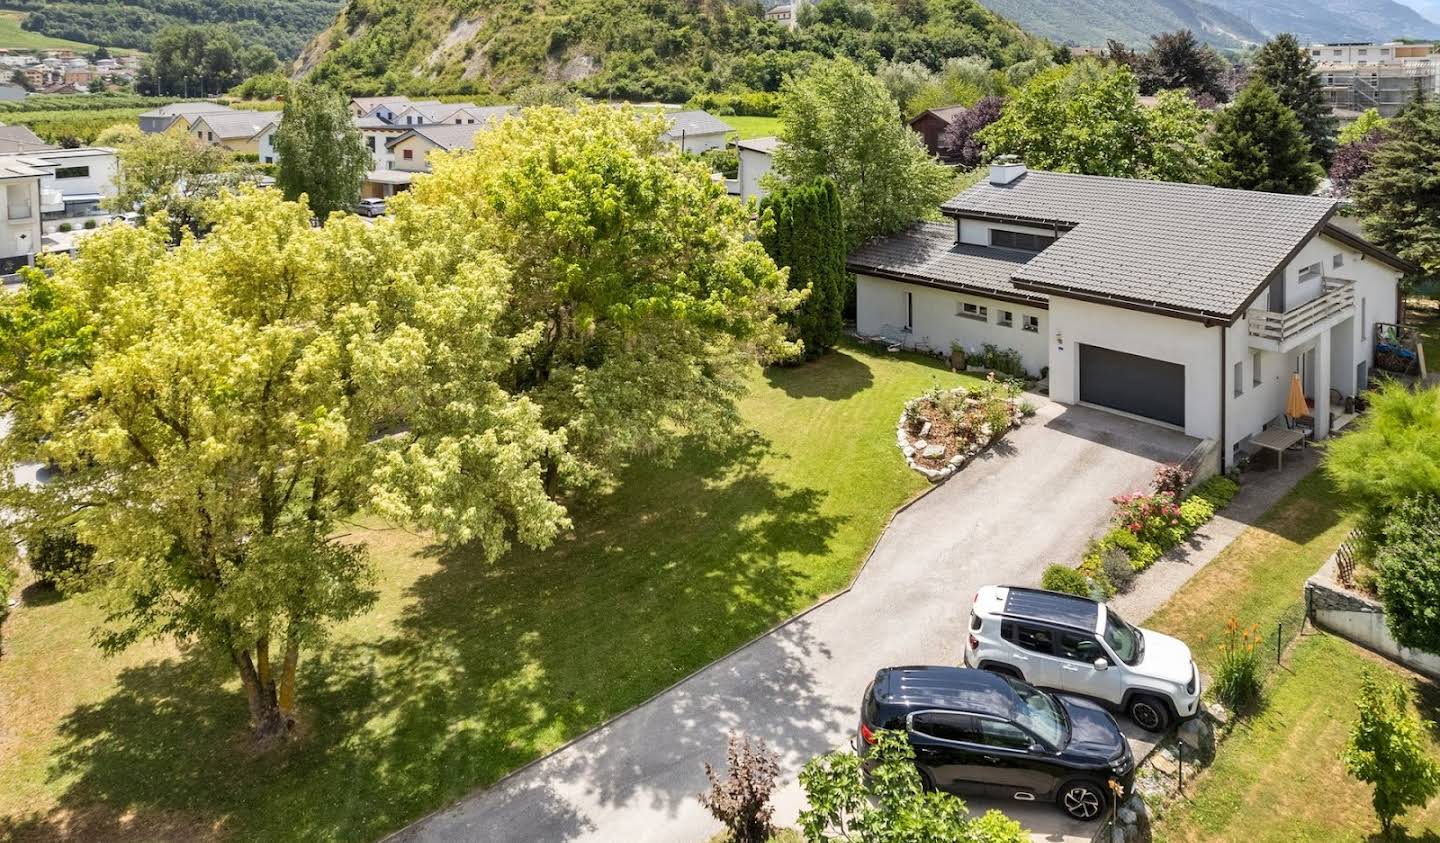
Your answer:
[1247,278,1355,345]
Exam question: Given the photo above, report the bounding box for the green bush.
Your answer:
[28,529,95,590]
[1194,475,1239,509]
[83,219,97,230]
[1099,546,1137,593]
[1041,564,1090,596]
[1179,496,1215,530]
[686,91,783,116]
[1374,495,1440,654]
[57,223,72,233]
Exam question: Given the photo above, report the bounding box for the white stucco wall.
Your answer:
[737,147,772,202]
[957,217,1061,247]
[855,274,1049,376]
[1047,298,1222,441]
[669,130,727,154]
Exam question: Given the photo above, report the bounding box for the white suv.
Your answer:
[963,585,1200,732]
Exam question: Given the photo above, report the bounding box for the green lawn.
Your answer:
[725,115,782,139]
[1154,636,1440,843]
[1145,470,1353,677]
[0,343,972,842]
[0,12,111,52]
[1148,469,1440,841]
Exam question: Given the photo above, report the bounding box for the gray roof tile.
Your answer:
[848,221,1049,306]
[663,110,734,138]
[941,170,1337,319]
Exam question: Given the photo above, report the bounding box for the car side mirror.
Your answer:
[1093,657,1109,671]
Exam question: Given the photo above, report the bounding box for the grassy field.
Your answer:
[0,343,973,842]
[724,115,782,139]
[1154,636,1440,842]
[1147,469,1440,841]
[0,12,104,52]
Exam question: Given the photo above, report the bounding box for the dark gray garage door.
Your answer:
[1079,344,1185,427]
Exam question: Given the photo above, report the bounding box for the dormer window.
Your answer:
[990,228,1056,252]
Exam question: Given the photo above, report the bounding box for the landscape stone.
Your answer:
[922,444,945,459]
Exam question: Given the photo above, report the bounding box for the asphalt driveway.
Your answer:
[390,401,1198,843]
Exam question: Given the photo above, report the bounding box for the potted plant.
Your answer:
[948,341,966,371]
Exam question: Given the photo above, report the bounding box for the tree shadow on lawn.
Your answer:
[764,345,876,401]
[15,432,844,841]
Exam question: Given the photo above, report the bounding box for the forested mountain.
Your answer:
[299,0,1049,99]
[976,0,1440,47]
[5,0,342,59]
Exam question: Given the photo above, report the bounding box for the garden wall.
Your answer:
[1305,561,1440,681]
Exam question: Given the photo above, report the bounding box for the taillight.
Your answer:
[968,634,979,651]
[860,722,877,745]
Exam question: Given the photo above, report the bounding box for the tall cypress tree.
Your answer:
[1208,80,1321,195]
[1354,100,1440,284]
[759,178,846,360]
[1252,33,1337,164]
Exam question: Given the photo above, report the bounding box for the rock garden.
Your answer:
[896,374,1034,481]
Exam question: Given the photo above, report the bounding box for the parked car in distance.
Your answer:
[356,197,386,217]
[964,585,1200,732]
[859,665,1134,821]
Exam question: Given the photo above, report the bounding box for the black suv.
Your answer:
[859,665,1135,821]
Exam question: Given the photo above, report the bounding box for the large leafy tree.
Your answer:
[1251,33,1336,164]
[104,128,263,243]
[978,61,1212,183]
[1353,99,1440,282]
[940,95,1004,169]
[1,106,798,743]
[1139,29,1229,102]
[275,82,370,218]
[772,58,954,252]
[1207,80,1321,194]
[760,178,846,359]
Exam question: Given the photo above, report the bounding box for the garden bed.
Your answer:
[894,377,1032,481]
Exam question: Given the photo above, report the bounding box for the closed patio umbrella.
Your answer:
[1286,373,1309,419]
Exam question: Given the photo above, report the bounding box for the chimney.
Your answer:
[989,155,1026,186]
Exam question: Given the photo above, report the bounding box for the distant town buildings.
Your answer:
[0,47,140,93]
[1309,41,1439,119]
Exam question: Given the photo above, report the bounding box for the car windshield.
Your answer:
[1103,608,1145,666]
[1000,675,1068,749]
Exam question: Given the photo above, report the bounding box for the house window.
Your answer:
[997,309,1014,327]
[990,228,1056,252]
[264,156,273,164]
[1333,253,1344,269]
[369,136,378,151]
[958,301,988,321]
[403,149,414,160]
[1021,314,1039,333]
[1233,361,1244,397]
[1252,351,1262,387]
[53,165,88,179]
[1358,48,1368,55]
[905,292,914,331]
[1299,262,1323,283]
[207,131,214,141]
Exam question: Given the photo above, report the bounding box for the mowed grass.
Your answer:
[1147,468,1440,841]
[0,342,971,842]
[1145,470,1353,676]
[724,115,782,139]
[1154,636,1440,843]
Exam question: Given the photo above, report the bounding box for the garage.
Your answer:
[1079,344,1185,427]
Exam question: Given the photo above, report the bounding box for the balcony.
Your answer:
[1247,278,1355,351]
[6,204,31,221]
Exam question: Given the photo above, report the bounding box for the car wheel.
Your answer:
[917,768,938,793]
[1128,694,1172,733]
[981,663,1024,682]
[1058,779,1106,821]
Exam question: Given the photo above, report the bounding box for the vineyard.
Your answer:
[0,93,174,144]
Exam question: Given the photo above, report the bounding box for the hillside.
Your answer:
[976,0,1440,46]
[299,0,1049,99]
[2,0,342,60]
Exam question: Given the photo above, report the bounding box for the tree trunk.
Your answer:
[277,630,300,715]
[232,646,290,744]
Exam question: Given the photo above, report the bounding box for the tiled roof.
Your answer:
[389,122,495,151]
[195,110,280,140]
[912,105,966,125]
[941,170,1337,319]
[0,124,52,153]
[663,110,734,138]
[847,221,1049,306]
[735,136,781,154]
[140,102,233,118]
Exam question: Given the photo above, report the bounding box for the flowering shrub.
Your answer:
[1212,617,1263,712]
[1112,490,1185,549]
[1151,463,1193,497]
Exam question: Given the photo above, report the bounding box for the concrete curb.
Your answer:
[382,427,979,842]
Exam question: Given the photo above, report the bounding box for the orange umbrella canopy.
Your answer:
[1286,373,1309,418]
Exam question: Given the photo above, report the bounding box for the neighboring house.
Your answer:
[851,162,1409,471]
[1310,41,1440,118]
[348,96,438,120]
[661,110,733,154]
[256,122,279,166]
[190,111,281,155]
[391,102,511,127]
[361,169,413,200]
[908,105,966,159]
[734,136,780,202]
[138,102,234,134]
[358,113,408,171]
[386,119,513,173]
[0,124,53,154]
[765,3,796,27]
[0,156,46,272]
[22,146,119,230]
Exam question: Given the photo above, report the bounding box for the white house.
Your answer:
[0,156,46,272]
[138,101,233,134]
[20,146,119,231]
[661,110,733,154]
[734,136,779,202]
[851,163,1410,472]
